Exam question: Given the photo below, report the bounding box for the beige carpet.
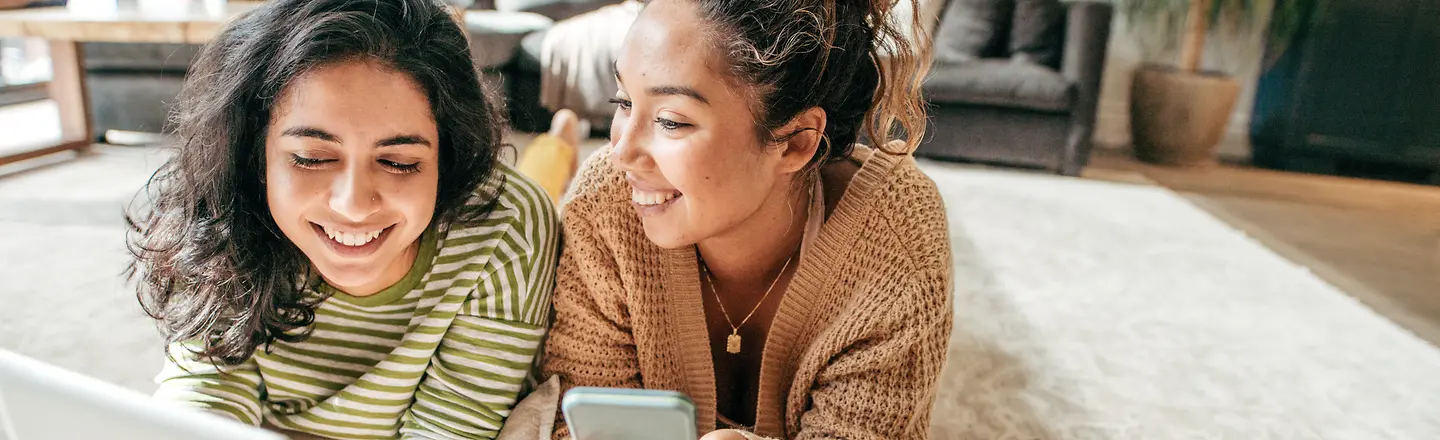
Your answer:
[0,146,167,391]
[2,147,1439,438]
[924,162,1440,439]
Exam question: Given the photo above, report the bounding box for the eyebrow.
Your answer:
[613,63,710,106]
[281,127,339,143]
[281,126,432,148]
[649,86,710,105]
[376,135,431,148]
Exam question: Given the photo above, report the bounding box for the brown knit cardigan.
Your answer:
[541,145,954,439]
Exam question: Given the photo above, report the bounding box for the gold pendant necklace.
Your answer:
[700,250,795,355]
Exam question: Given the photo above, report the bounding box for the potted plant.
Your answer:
[1122,0,1311,166]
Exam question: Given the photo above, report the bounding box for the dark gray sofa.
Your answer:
[82,42,200,139]
[916,0,1113,176]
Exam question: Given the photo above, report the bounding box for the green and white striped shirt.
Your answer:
[154,165,560,439]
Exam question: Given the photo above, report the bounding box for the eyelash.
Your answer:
[654,118,690,132]
[608,98,691,132]
[289,154,331,169]
[380,159,421,174]
[288,154,421,174]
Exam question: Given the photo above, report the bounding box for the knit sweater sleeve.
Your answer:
[540,169,643,440]
[794,268,953,440]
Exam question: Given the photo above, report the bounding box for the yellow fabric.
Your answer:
[516,134,578,203]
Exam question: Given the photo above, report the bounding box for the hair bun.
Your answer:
[698,0,931,160]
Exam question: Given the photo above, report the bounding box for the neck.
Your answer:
[698,180,811,291]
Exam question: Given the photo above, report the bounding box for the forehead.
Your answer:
[616,0,728,87]
[267,59,441,150]
[271,60,436,132]
[280,61,427,109]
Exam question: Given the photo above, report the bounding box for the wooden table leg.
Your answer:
[0,40,91,167]
[48,40,92,145]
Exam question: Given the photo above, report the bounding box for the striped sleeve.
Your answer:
[460,166,562,325]
[400,167,561,439]
[153,341,265,426]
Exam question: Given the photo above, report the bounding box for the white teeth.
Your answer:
[320,225,384,247]
[631,189,680,206]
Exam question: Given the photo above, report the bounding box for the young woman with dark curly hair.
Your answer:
[126,0,573,437]
[541,0,954,439]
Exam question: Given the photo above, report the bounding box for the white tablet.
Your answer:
[0,349,283,440]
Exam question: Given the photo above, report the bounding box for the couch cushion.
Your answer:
[463,10,553,69]
[81,43,201,72]
[924,59,1075,113]
[933,0,1011,63]
[1009,0,1065,68]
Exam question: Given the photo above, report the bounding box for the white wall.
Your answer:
[1093,1,1275,160]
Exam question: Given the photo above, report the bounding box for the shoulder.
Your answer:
[849,149,951,275]
[441,163,563,270]
[551,144,659,291]
[444,163,562,323]
[555,144,647,255]
[491,162,561,227]
[828,152,954,338]
[453,162,561,236]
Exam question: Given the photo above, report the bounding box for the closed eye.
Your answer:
[609,98,633,112]
[379,159,421,174]
[290,154,334,169]
[654,117,691,132]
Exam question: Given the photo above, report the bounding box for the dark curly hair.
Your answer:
[695,0,930,165]
[126,0,506,366]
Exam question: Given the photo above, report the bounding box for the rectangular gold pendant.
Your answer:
[726,333,742,354]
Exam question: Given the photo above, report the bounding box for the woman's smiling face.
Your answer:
[264,59,440,295]
[608,0,808,249]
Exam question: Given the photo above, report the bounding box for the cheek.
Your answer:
[659,143,766,209]
[389,173,439,225]
[650,143,709,194]
[265,162,310,217]
[609,110,625,139]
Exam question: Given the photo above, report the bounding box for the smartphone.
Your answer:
[560,387,698,440]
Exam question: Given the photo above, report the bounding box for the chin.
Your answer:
[640,222,696,250]
[313,260,383,287]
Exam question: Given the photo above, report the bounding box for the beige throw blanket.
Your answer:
[496,376,561,440]
[538,0,643,119]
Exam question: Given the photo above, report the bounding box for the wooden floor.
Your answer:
[1086,148,1440,347]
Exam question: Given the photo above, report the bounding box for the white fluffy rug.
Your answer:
[920,160,1440,439]
[2,149,1439,439]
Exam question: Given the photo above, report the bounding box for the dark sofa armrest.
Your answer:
[1061,0,1114,125]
